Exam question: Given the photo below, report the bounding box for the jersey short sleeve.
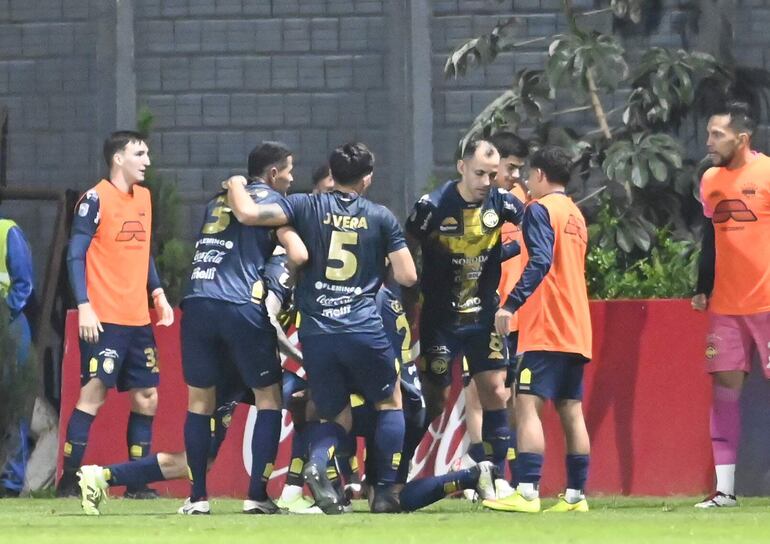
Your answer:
[380,206,407,253]
[699,170,715,218]
[498,188,526,225]
[405,195,436,241]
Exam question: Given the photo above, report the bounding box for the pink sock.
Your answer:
[710,384,741,465]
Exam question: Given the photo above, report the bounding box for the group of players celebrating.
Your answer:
[55,98,762,515]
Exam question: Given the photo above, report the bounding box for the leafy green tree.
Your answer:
[445,0,770,297]
[137,108,193,306]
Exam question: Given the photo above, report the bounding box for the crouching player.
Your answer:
[483,146,592,513]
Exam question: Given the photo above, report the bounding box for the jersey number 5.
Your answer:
[325,231,358,281]
[202,195,231,234]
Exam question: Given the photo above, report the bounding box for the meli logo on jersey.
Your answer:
[190,267,216,281]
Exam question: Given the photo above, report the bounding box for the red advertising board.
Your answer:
[58,300,713,497]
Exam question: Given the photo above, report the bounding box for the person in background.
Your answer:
[0,216,34,497]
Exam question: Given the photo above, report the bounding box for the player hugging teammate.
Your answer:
[70,131,596,515]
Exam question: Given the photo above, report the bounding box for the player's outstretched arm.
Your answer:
[276,226,308,270]
[224,176,289,227]
[389,246,417,287]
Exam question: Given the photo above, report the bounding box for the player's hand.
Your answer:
[153,291,175,326]
[78,302,103,344]
[494,307,513,337]
[221,175,248,190]
[691,293,708,312]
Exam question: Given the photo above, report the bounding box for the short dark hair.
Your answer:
[311,163,331,185]
[713,100,757,136]
[103,130,145,168]
[489,132,529,159]
[530,145,573,186]
[461,139,498,160]
[329,143,374,186]
[247,141,292,178]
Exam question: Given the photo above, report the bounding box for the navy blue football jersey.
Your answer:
[285,191,406,336]
[184,182,288,305]
[376,283,413,364]
[405,180,524,326]
[264,252,292,308]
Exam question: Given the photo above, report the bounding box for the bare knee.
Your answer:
[188,386,216,415]
[157,452,188,480]
[75,379,109,415]
[130,387,158,415]
[252,383,282,410]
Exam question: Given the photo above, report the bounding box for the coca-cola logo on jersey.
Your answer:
[192,249,227,264]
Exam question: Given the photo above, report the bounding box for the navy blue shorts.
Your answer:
[79,323,159,392]
[421,321,508,388]
[505,331,519,388]
[515,351,588,400]
[300,330,399,420]
[400,362,425,417]
[181,298,281,390]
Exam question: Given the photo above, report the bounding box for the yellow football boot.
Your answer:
[482,491,541,513]
[544,494,589,513]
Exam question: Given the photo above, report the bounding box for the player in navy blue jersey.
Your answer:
[178,142,307,515]
[225,142,417,514]
[405,139,525,480]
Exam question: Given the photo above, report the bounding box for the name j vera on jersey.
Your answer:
[322,213,369,230]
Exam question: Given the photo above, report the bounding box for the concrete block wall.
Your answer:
[0,0,101,284]
[2,0,770,263]
[133,0,392,208]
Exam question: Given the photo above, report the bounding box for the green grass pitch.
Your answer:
[1,497,767,544]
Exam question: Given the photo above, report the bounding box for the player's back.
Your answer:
[287,190,406,336]
[518,193,591,360]
[185,182,284,305]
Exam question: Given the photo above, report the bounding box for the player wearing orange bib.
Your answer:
[484,146,591,514]
[58,131,174,497]
[691,102,770,508]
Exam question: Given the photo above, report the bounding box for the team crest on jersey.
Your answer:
[705,344,718,360]
[78,203,89,217]
[222,413,232,428]
[430,357,449,375]
[102,357,115,374]
[390,299,404,314]
[482,209,499,228]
